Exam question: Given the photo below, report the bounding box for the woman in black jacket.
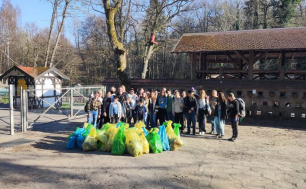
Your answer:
[214,92,227,138]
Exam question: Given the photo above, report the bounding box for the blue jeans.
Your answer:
[198,112,206,132]
[87,110,98,128]
[149,111,157,127]
[211,116,216,133]
[216,109,225,135]
[166,111,174,122]
[185,111,196,134]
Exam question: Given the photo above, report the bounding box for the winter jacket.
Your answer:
[214,101,227,120]
[172,97,184,114]
[166,95,174,112]
[109,101,123,118]
[197,98,211,114]
[184,96,197,112]
[122,101,132,118]
[157,96,167,109]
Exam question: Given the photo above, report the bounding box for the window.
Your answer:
[237,91,242,96]
[263,102,268,106]
[291,113,295,118]
[247,111,251,115]
[274,102,279,107]
[302,114,306,119]
[280,92,286,98]
[258,92,263,97]
[292,92,299,98]
[279,112,284,117]
[296,103,301,108]
[285,102,290,108]
[257,111,262,116]
[252,101,257,106]
[268,112,273,116]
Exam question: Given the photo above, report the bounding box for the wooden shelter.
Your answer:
[172,27,306,81]
[0,66,69,108]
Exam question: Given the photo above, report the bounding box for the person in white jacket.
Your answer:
[172,91,184,134]
[197,90,211,135]
[109,96,123,123]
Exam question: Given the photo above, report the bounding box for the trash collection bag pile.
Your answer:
[65,120,184,157]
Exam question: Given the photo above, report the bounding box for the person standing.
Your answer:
[156,90,167,125]
[166,89,174,122]
[197,90,211,135]
[138,88,145,99]
[122,94,133,124]
[90,91,94,98]
[117,86,125,105]
[87,92,101,128]
[97,90,104,129]
[142,92,149,126]
[181,90,187,130]
[209,90,218,134]
[102,92,112,124]
[214,92,227,138]
[172,91,184,134]
[129,88,139,124]
[134,98,147,122]
[109,96,123,124]
[185,90,197,135]
[227,93,240,141]
[148,91,158,128]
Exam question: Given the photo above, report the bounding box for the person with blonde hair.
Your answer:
[197,90,211,135]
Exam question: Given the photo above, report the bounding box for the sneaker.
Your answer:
[217,134,222,138]
[202,132,205,135]
[228,138,233,141]
[211,131,217,135]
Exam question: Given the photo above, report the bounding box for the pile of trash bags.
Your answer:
[66,120,183,157]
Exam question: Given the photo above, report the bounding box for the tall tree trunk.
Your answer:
[44,0,58,67]
[102,0,130,87]
[49,0,69,68]
[141,44,154,79]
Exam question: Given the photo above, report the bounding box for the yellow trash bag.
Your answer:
[165,121,184,151]
[105,128,118,152]
[125,128,143,157]
[140,132,149,154]
[83,122,88,129]
[82,127,97,151]
[96,129,108,151]
[105,124,119,138]
[135,121,146,129]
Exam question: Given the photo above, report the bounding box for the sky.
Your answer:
[0,0,88,42]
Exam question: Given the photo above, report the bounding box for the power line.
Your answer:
[0,48,21,66]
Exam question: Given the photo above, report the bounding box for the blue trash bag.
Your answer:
[142,127,149,136]
[74,128,86,136]
[66,135,77,149]
[158,125,170,151]
[76,135,85,149]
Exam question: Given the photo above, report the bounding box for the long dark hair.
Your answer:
[218,92,227,103]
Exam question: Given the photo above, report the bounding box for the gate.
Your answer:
[13,86,106,134]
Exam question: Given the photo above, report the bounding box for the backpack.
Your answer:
[84,98,92,113]
[236,98,246,118]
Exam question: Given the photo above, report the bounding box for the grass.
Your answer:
[0,96,9,104]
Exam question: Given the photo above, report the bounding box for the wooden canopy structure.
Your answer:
[172,27,306,80]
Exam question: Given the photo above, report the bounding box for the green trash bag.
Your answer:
[173,123,181,138]
[146,128,163,154]
[83,123,93,137]
[111,124,126,155]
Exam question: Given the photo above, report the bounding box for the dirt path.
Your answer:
[0,118,305,189]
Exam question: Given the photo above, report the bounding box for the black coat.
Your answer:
[214,101,227,120]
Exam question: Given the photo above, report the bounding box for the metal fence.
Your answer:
[6,85,106,135]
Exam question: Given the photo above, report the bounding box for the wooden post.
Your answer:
[191,53,196,80]
[203,53,207,80]
[248,51,254,80]
[9,84,14,135]
[200,52,203,79]
[280,52,285,80]
[238,59,243,79]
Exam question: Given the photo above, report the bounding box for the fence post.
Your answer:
[70,88,74,117]
[25,90,28,132]
[9,84,14,135]
[20,87,24,132]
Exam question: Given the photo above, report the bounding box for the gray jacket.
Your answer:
[172,97,184,114]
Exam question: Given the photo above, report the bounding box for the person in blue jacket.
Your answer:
[156,90,167,125]
[134,98,147,122]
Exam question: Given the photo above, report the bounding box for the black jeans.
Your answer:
[157,108,167,126]
[111,114,119,124]
[174,112,184,131]
[231,119,239,138]
[131,110,137,124]
[198,109,207,132]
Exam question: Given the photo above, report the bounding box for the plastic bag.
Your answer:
[146,128,163,153]
[173,123,181,138]
[82,127,98,151]
[83,123,93,137]
[98,135,108,151]
[142,127,149,136]
[158,125,170,151]
[96,129,106,142]
[105,129,118,152]
[140,132,149,154]
[104,124,119,138]
[165,123,183,151]
[66,135,77,149]
[74,127,86,136]
[76,135,85,149]
[135,121,146,129]
[125,128,143,157]
[111,124,126,155]
[83,122,88,129]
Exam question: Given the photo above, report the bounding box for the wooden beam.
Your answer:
[254,51,268,63]
[191,53,196,80]
[280,51,285,80]
[238,59,243,80]
[234,51,249,64]
[248,50,254,80]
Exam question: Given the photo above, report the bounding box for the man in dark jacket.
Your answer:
[228,93,240,141]
[184,90,197,135]
[102,91,112,124]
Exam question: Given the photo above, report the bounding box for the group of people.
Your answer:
[86,85,241,141]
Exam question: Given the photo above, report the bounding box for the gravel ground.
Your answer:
[0,117,305,189]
